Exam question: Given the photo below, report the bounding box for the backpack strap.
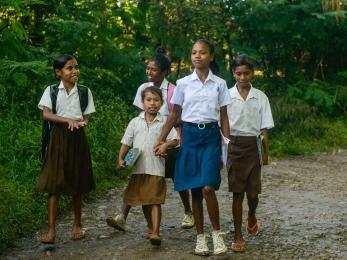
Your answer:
[77,85,89,114]
[49,84,59,114]
[167,82,175,112]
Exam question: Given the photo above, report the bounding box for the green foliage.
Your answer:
[0,0,347,253]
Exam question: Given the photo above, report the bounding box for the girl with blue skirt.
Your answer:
[155,39,231,256]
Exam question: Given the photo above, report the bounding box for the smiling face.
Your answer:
[233,65,254,88]
[146,61,166,86]
[55,59,80,86]
[142,91,163,116]
[191,42,214,70]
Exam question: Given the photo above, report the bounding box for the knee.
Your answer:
[233,192,244,201]
[247,193,258,201]
[191,188,203,201]
[202,186,215,197]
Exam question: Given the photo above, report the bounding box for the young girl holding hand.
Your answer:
[37,54,96,243]
[155,39,231,256]
[117,87,179,246]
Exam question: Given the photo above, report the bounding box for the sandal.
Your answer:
[247,219,261,236]
[70,229,86,241]
[149,234,161,246]
[231,241,246,252]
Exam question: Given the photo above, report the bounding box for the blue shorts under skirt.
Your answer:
[174,124,221,192]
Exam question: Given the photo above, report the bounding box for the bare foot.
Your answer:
[71,226,86,241]
[39,233,55,244]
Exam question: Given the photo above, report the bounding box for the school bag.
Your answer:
[41,83,89,160]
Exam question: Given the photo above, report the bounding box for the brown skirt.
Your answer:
[123,174,166,206]
[37,124,95,196]
[227,135,261,195]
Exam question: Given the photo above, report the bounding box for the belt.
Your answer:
[183,121,219,129]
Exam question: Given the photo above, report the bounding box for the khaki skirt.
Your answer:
[37,124,95,196]
[227,135,261,195]
[123,174,166,206]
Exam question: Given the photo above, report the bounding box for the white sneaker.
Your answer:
[212,230,227,256]
[106,214,126,231]
[181,212,194,229]
[194,234,209,256]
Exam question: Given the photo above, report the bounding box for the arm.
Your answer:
[261,128,269,165]
[43,107,85,131]
[220,106,230,138]
[118,144,130,169]
[157,104,182,144]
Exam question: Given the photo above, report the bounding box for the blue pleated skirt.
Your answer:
[174,123,221,192]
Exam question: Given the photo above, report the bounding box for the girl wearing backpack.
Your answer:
[37,54,96,243]
[106,49,194,233]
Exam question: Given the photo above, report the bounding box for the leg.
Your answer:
[147,204,162,246]
[247,192,259,233]
[142,205,153,235]
[179,190,192,213]
[71,194,85,240]
[202,186,227,256]
[201,186,220,231]
[191,188,204,234]
[179,189,194,229]
[232,192,245,244]
[122,203,131,221]
[150,204,161,236]
[40,194,59,243]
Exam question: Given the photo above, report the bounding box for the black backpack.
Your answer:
[41,84,89,160]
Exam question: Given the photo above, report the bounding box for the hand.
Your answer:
[154,143,168,157]
[67,119,81,131]
[118,159,126,169]
[262,152,269,165]
[78,120,88,128]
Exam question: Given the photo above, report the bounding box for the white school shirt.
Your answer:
[38,81,96,120]
[121,112,179,177]
[133,78,170,116]
[171,70,231,123]
[227,85,274,136]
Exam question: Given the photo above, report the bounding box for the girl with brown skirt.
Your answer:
[37,54,96,243]
[116,87,178,246]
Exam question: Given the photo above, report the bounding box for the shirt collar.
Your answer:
[139,111,164,122]
[146,78,169,89]
[230,84,256,100]
[58,81,78,94]
[190,69,216,83]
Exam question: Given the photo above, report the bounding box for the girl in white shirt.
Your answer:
[117,87,178,246]
[155,39,231,256]
[37,54,96,243]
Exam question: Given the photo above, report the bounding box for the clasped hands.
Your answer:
[153,141,169,158]
[67,119,88,131]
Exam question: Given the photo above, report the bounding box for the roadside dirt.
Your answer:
[2,149,347,259]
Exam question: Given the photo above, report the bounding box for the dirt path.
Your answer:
[3,150,347,259]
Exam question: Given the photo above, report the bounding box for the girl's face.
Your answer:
[191,42,214,70]
[55,59,80,85]
[146,61,166,86]
[233,65,254,88]
[142,91,163,115]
